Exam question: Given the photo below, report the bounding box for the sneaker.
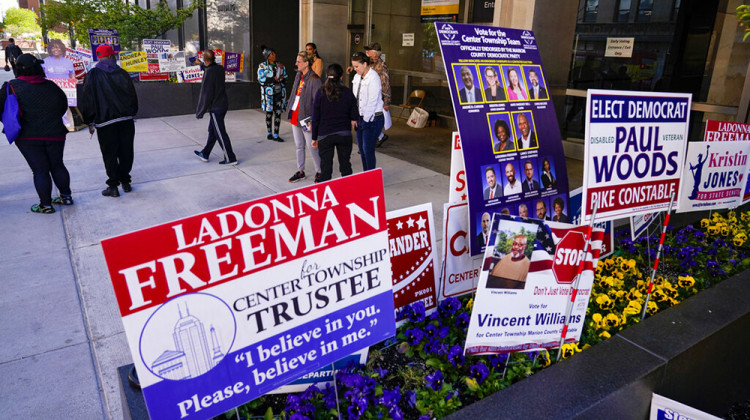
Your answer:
[102,186,120,197]
[273,136,284,142]
[30,203,55,214]
[51,194,74,205]
[122,183,132,193]
[194,150,209,162]
[376,134,389,148]
[219,159,238,165]
[267,133,273,140]
[314,172,321,183]
[289,171,306,183]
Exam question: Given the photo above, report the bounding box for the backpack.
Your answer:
[2,82,22,144]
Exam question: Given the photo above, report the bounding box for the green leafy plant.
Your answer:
[2,8,42,38]
[738,4,750,41]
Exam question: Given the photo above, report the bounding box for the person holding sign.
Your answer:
[351,52,383,172]
[80,45,139,197]
[506,68,528,101]
[42,39,75,80]
[0,54,72,213]
[257,45,287,142]
[488,234,530,289]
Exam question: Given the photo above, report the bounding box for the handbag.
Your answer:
[2,82,22,144]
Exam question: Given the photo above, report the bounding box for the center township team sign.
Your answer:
[102,170,396,419]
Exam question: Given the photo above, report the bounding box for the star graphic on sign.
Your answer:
[461,193,467,201]
[406,217,415,228]
[416,216,427,230]
[396,220,404,230]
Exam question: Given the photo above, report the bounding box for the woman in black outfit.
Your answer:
[311,63,358,182]
[0,54,72,213]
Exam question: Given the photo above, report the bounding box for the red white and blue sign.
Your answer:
[88,28,120,62]
[435,23,570,256]
[583,90,692,222]
[102,170,396,419]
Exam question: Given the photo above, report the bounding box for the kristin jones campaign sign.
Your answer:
[102,170,396,419]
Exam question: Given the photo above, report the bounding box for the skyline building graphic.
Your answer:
[151,303,222,380]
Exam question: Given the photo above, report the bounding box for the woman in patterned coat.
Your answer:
[257,45,287,141]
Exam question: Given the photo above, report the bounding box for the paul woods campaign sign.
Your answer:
[676,141,750,213]
[435,23,570,256]
[582,90,691,222]
[465,216,603,355]
[101,170,396,419]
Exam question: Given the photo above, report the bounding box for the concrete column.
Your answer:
[300,0,349,73]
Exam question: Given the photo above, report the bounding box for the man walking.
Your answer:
[365,43,391,147]
[4,38,22,76]
[80,45,139,197]
[193,50,237,165]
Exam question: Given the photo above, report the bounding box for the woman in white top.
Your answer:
[350,52,384,171]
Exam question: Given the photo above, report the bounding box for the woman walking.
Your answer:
[257,45,287,141]
[311,64,358,182]
[1,54,72,213]
[351,52,383,171]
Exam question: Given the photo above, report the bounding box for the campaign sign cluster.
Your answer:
[583,90,692,222]
[101,170,396,419]
[435,23,570,256]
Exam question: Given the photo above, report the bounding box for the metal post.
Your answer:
[556,198,599,362]
[641,193,675,321]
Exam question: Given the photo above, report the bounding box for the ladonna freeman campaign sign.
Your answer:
[582,90,691,223]
[435,23,570,256]
[101,170,396,420]
[465,215,603,355]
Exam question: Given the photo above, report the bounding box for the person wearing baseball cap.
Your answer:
[80,44,139,197]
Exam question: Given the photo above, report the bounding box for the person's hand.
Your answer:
[88,125,95,134]
[311,140,318,149]
[383,105,390,112]
[346,65,354,74]
[306,122,312,131]
[351,120,358,129]
[196,114,203,120]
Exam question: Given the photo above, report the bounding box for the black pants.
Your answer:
[97,119,135,187]
[201,110,236,162]
[15,139,71,206]
[318,134,353,182]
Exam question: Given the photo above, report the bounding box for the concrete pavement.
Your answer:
[0,108,456,419]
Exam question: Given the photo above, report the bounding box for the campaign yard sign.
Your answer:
[464,215,603,355]
[88,29,120,62]
[568,187,614,258]
[49,78,77,106]
[435,23,570,256]
[440,203,482,300]
[159,51,187,73]
[650,393,721,420]
[582,90,691,223]
[224,52,244,73]
[386,203,439,324]
[101,170,396,420]
[448,131,468,204]
[120,51,148,72]
[704,120,750,203]
[180,66,204,83]
[676,141,750,213]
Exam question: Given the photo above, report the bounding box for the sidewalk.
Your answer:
[0,110,452,419]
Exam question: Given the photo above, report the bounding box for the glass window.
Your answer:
[583,0,598,22]
[616,0,631,22]
[637,0,653,22]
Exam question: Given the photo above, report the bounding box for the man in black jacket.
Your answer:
[81,44,139,197]
[4,38,22,76]
[193,50,237,165]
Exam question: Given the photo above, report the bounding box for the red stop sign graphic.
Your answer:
[552,231,586,284]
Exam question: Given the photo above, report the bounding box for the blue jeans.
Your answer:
[356,114,384,171]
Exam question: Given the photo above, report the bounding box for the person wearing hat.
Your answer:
[305,43,324,78]
[364,43,391,148]
[0,54,72,213]
[257,45,287,141]
[80,44,139,197]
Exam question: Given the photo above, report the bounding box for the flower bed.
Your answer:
[223,211,750,420]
